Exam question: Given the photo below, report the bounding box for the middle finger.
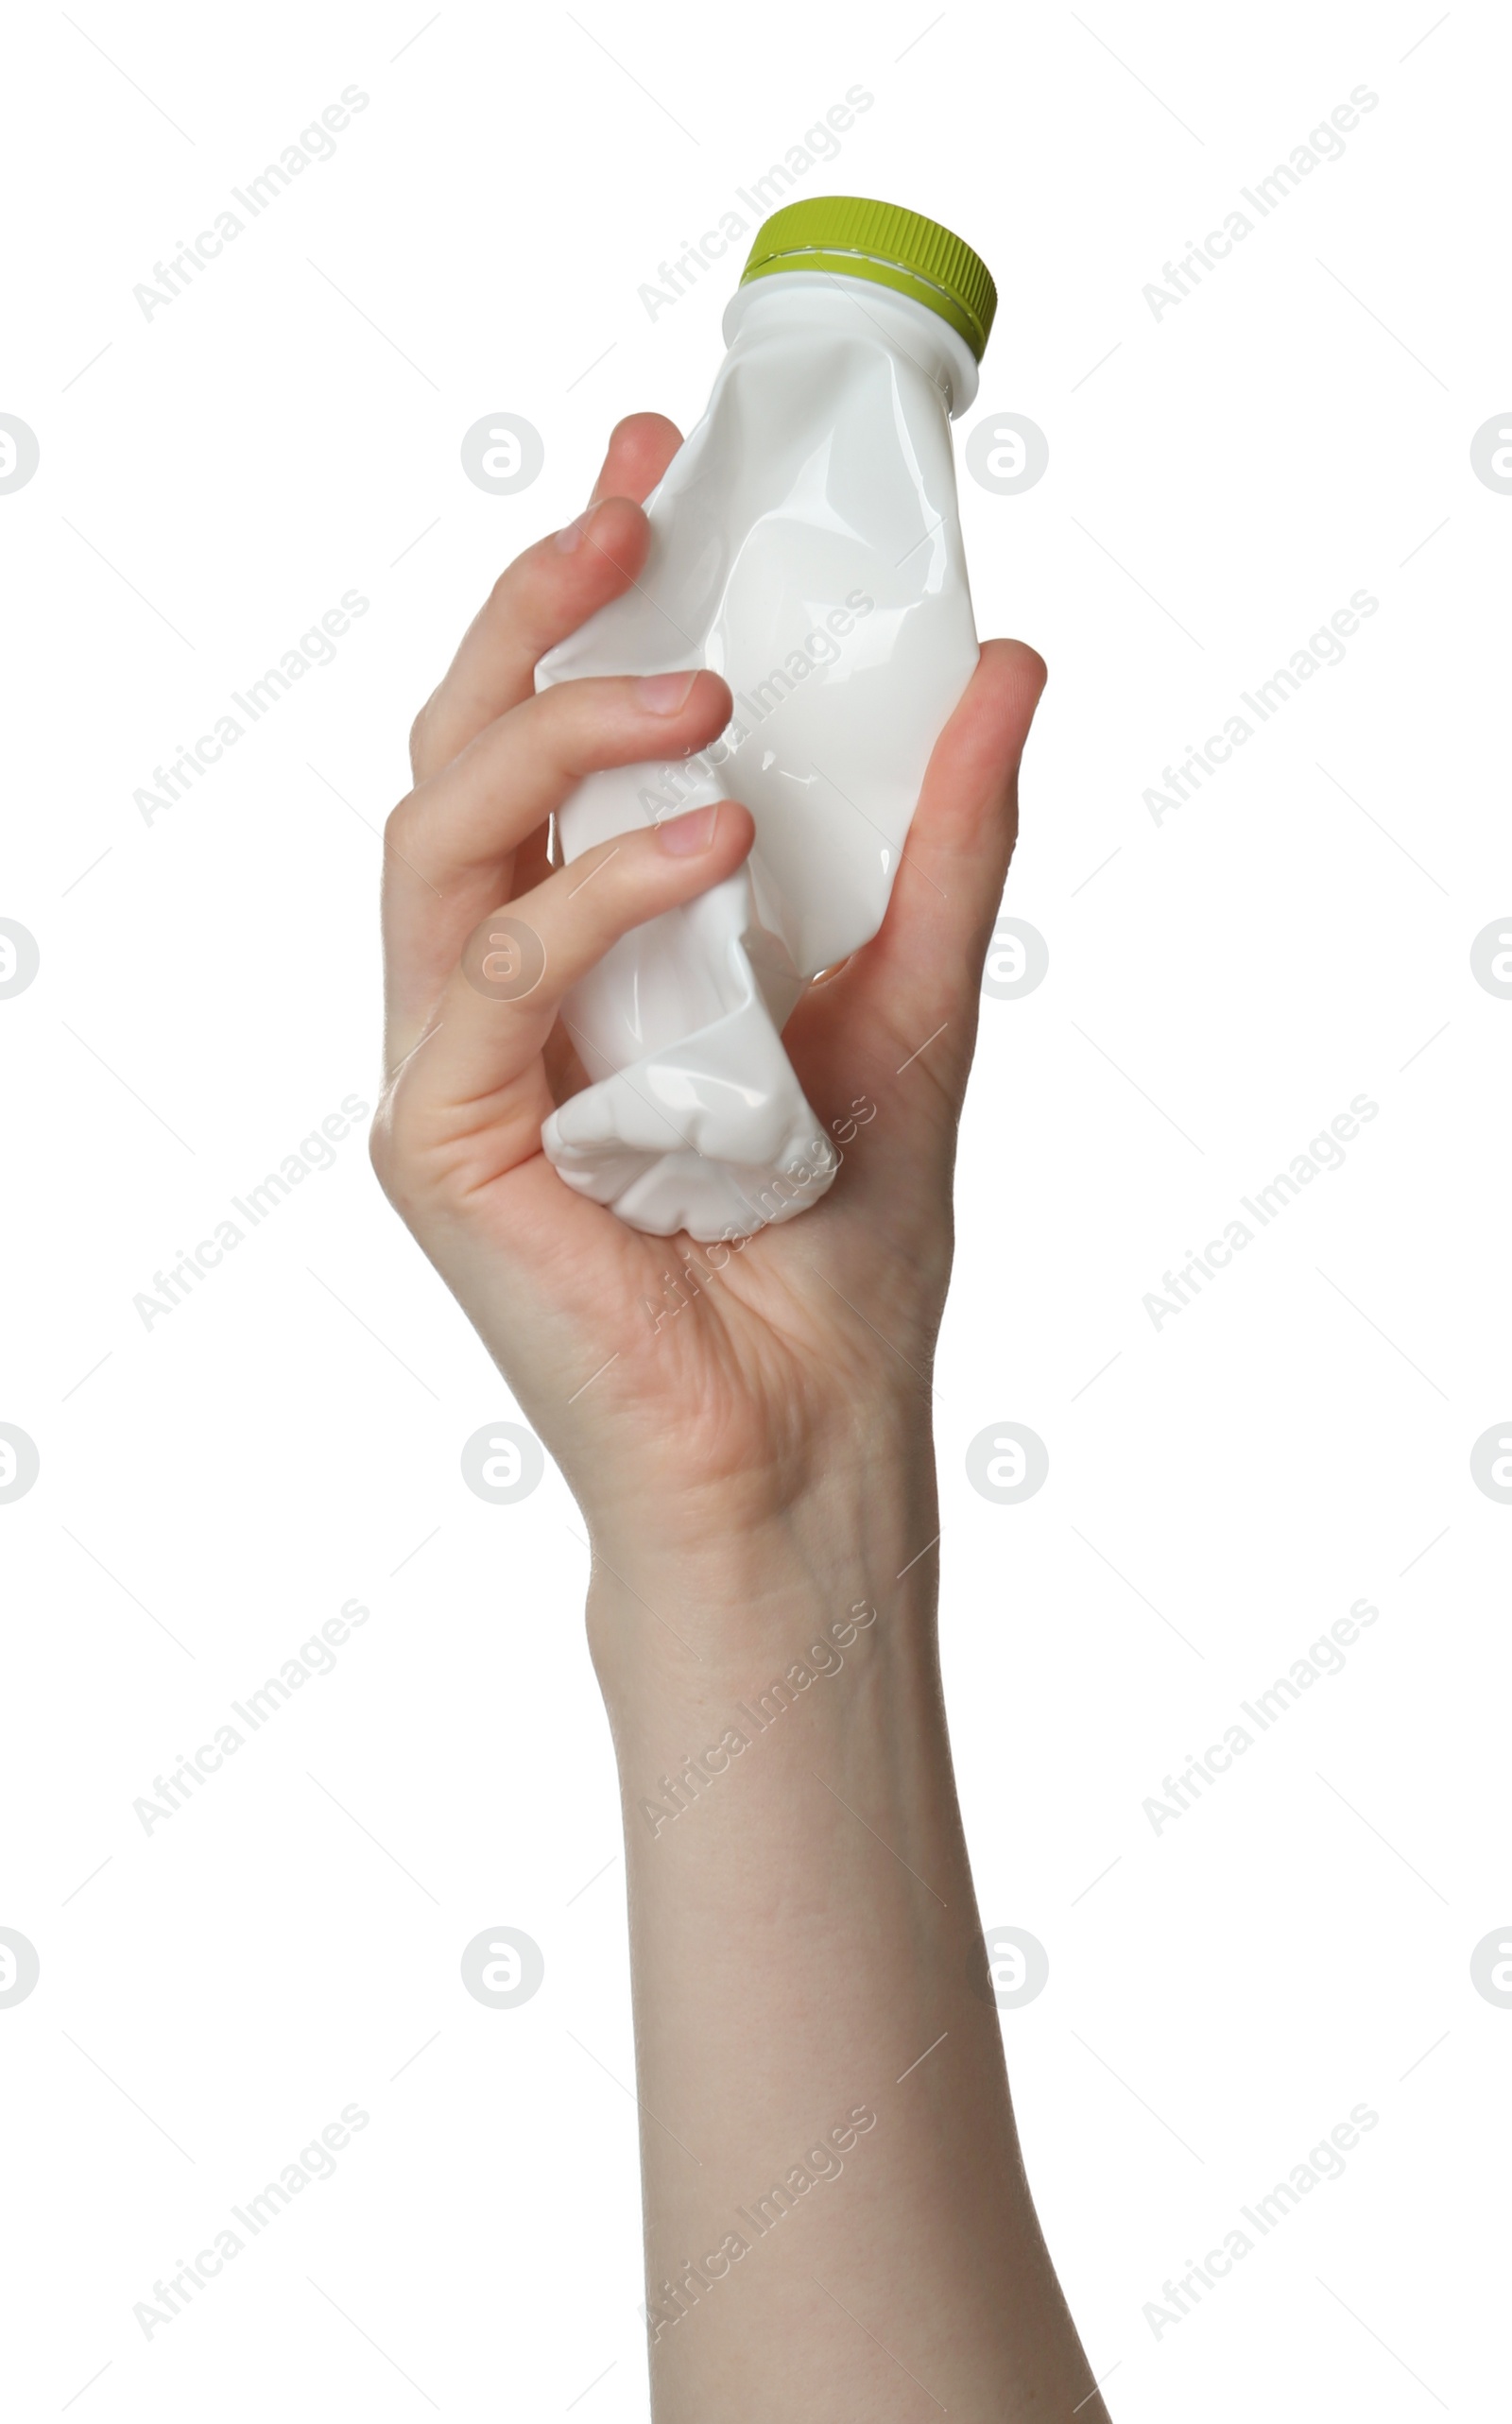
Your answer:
[382,667,732,1059]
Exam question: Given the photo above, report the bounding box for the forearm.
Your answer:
[588,1457,1104,2421]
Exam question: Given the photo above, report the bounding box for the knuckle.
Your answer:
[383,792,415,851]
[524,681,593,768]
[532,674,638,769]
[368,1092,424,1223]
[408,697,437,774]
[367,1098,401,1195]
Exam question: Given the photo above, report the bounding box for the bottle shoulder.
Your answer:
[719,271,979,415]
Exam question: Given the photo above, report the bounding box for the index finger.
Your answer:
[409,413,684,784]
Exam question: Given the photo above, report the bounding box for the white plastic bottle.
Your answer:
[536,196,995,1243]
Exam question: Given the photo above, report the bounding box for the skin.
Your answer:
[372,413,1109,2419]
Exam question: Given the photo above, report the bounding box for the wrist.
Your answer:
[581,1442,941,1715]
[587,1496,954,1878]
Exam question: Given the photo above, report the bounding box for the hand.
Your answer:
[370,412,1046,1581]
[372,421,1098,2424]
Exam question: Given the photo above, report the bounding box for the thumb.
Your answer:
[843,638,1048,1083]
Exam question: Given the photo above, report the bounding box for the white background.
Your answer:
[3,1,1508,2415]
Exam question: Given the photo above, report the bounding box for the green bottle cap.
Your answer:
[739,195,997,359]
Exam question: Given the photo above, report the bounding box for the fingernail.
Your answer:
[658,802,720,855]
[636,670,700,714]
[554,502,601,553]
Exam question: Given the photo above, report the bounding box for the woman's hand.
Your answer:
[371,417,1104,2424]
[370,411,1046,1590]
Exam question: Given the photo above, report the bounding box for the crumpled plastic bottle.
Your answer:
[537,196,996,1243]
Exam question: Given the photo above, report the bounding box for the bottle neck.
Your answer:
[720,270,981,415]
